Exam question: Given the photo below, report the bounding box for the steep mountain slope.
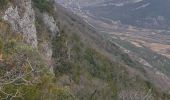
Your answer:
[56,0,170,86]
[0,0,170,99]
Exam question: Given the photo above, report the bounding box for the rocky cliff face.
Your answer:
[2,0,60,48]
[3,0,38,47]
[2,0,60,62]
[43,13,60,37]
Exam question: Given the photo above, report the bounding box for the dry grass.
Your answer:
[148,43,170,52]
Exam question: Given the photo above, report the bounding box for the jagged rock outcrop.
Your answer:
[40,41,54,72]
[3,0,37,48]
[41,42,53,61]
[43,13,60,37]
[1,0,61,71]
[41,12,60,65]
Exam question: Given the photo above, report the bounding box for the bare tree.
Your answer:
[0,58,42,99]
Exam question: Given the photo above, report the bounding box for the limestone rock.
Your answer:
[43,13,60,37]
[41,42,53,60]
[3,0,37,48]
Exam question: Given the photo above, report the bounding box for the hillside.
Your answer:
[0,0,170,100]
[82,0,170,30]
[56,0,170,90]
[59,0,170,30]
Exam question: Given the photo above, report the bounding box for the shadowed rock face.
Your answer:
[3,0,38,48]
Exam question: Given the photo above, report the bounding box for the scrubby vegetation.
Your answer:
[0,19,74,99]
[0,0,8,9]
[0,36,73,99]
[51,30,170,99]
[33,0,53,13]
[0,0,170,99]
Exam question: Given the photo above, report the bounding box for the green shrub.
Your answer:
[0,0,8,9]
[0,38,3,52]
[33,0,53,13]
[52,33,74,76]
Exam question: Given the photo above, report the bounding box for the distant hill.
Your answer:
[82,0,170,30]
